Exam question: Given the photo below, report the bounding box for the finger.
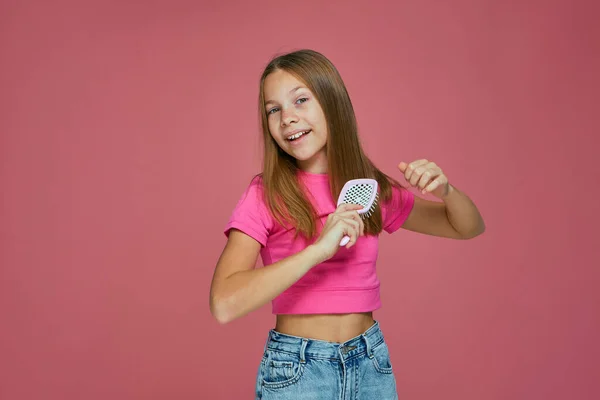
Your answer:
[409,166,425,186]
[416,168,440,190]
[340,211,365,236]
[337,210,363,219]
[346,222,359,248]
[337,203,364,212]
[335,218,358,234]
[357,213,365,236]
[340,220,359,248]
[423,175,447,194]
[410,163,438,187]
[404,159,429,183]
[355,213,365,236]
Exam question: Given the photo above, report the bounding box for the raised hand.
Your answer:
[398,159,451,198]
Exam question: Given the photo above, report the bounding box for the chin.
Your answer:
[289,150,319,161]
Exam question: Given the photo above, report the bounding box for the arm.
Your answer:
[397,160,485,240]
[209,204,365,324]
[209,229,325,324]
[402,185,485,239]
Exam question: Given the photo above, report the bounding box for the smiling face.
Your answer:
[262,69,328,174]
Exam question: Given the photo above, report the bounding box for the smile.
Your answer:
[287,130,311,141]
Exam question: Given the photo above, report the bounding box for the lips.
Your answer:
[286,129,311,141]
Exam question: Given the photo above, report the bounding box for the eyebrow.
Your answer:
[265,86,306,106]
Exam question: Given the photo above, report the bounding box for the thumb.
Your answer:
[398,162,408,173]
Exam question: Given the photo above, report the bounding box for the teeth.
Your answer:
[287,130,309,140]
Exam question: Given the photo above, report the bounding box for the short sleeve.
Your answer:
[223,177,273,247]
[382,185,415,234]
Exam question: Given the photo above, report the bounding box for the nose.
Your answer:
[280,107,298,127]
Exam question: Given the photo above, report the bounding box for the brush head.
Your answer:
[337,178,379,218]
[336,179,379,247]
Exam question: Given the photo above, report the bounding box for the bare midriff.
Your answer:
[274,312,375,343]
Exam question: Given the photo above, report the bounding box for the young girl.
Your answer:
[209,49,485,400]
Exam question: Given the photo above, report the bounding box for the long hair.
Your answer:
[257,49,405,239]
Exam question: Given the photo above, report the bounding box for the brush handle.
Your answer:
[339,236,351,247]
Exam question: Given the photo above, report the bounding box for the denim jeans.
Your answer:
[255,321,398,400]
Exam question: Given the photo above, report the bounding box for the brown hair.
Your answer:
[257,49,405,239]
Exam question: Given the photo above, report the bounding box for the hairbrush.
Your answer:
[336,179,379,246]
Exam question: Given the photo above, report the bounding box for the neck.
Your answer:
[296,150,328,174]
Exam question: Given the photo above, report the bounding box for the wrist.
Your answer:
[441,183,455,200]
[304,243,329,266]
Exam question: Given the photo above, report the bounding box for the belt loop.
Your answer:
[300,338,308,364]
[263,330,272,354]
[362,333,373,359]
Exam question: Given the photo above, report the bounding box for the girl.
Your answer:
[209,49,485,400]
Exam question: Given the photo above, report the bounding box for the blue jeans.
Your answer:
[255,321,398,400]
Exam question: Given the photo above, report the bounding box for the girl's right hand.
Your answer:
[312,203,365,262]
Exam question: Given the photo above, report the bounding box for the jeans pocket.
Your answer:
[371,342,394,374]
[260,350,305,389]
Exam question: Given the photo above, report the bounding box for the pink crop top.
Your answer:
[223,170,415,314]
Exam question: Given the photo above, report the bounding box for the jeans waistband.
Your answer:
[264,320,386,362]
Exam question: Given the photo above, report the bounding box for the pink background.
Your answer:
[1,0,598,399]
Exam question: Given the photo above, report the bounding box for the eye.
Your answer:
[296,97,308,104]
[267,107,280,115]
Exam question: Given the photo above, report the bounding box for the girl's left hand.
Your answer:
[398,159,452,199]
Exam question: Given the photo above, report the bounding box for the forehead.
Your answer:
[263,70,308,100]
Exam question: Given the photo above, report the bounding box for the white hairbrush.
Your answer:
[336,179,379,246]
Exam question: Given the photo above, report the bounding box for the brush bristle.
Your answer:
[361,197,378,219]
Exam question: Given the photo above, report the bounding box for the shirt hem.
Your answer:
[271,285,381,315]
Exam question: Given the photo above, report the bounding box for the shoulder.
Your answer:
[378,176,415,234]
[237,174,266,202]
[248,173,265,190]
[379,177,414,210]
[224,173,273,245]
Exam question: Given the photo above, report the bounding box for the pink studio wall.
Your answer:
[1,1,598,399]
